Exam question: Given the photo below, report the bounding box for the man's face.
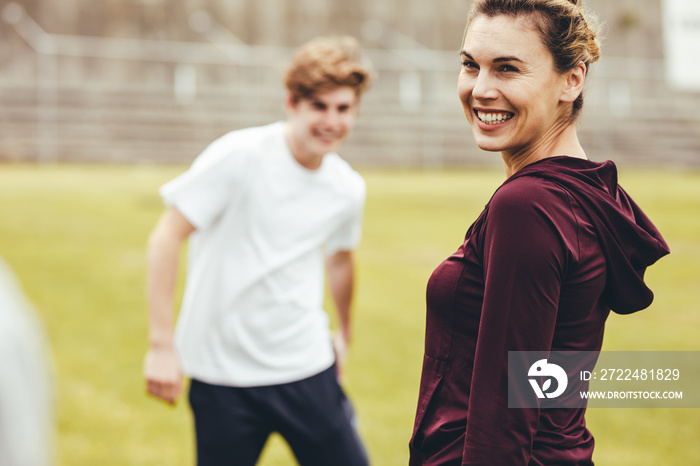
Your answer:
[285,86,360,165]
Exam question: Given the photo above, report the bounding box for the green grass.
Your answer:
[0,164,698,465]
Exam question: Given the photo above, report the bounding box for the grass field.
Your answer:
[0,163,698,465]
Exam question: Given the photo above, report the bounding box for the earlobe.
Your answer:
[285,92,298,113]
[561,62,586,104]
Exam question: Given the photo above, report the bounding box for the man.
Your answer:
[143,36,371,466]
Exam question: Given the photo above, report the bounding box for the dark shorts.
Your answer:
[188,364,370,466]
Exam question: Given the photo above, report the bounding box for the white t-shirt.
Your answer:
[0,259,53,466]
[160,122,366,387]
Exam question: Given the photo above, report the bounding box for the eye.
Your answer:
[312,101,326,110]
[498,64,519,73]
[338,105,350,113]
[461,60,479,71]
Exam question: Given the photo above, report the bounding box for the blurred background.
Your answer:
[1,0,699,167]
[1,1,699,465]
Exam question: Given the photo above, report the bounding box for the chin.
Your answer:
[320,140,343,154]
[472,134,506,153]
[313,143,334,155]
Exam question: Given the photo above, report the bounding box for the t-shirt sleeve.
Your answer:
[462,179,577,465]
[159,133,253,230]
[324,177,366,256]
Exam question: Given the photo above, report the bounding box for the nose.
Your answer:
[471,71,498,101]
[322,109,343,128]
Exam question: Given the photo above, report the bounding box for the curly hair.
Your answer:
[284,36,372,102]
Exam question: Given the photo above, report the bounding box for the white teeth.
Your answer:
[316,131,338,141]
[477,111,513,125]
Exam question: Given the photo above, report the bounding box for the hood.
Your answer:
[511,156,670,315]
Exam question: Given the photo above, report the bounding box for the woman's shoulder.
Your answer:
[490,174,572,213]
[481,173,586,263]
[485,174,584,242]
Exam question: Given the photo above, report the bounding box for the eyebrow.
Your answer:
[460,51,525,64]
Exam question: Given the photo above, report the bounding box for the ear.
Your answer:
[284,91,298,114]
[352,97,362,115]
[560,61,586,104]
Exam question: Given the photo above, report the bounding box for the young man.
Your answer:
[143,36,371,466]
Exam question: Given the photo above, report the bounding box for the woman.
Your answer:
[409,1,670,465]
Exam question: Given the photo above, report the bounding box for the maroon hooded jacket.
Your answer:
[409,156,669,465]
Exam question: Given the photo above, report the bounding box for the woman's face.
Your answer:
[458,14,572,156]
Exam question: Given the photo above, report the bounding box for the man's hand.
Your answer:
[144,208,193,405]
[144,345,183,404]
[326,250,355,384]
[332,331,350,383]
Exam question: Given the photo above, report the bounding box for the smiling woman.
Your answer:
[408,1,670,465]
[463,0,600,118]
[458,14,587,170]
[457,0,599,175]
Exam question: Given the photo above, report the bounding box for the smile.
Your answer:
[313,129,341,143]
[475,110,514,125]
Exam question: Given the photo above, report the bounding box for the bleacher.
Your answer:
[1,0,699,167]
[2,74,699,167]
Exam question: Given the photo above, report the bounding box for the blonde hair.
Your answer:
[284,36,372,101]
[465,0,600,120]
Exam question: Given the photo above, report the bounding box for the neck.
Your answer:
[284,123,323,170]
[501,121,587,178]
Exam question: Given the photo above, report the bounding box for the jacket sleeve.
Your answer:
[462,179,576,465]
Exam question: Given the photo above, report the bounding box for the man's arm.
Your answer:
[144,207,195,404]
[325,250,356,380]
